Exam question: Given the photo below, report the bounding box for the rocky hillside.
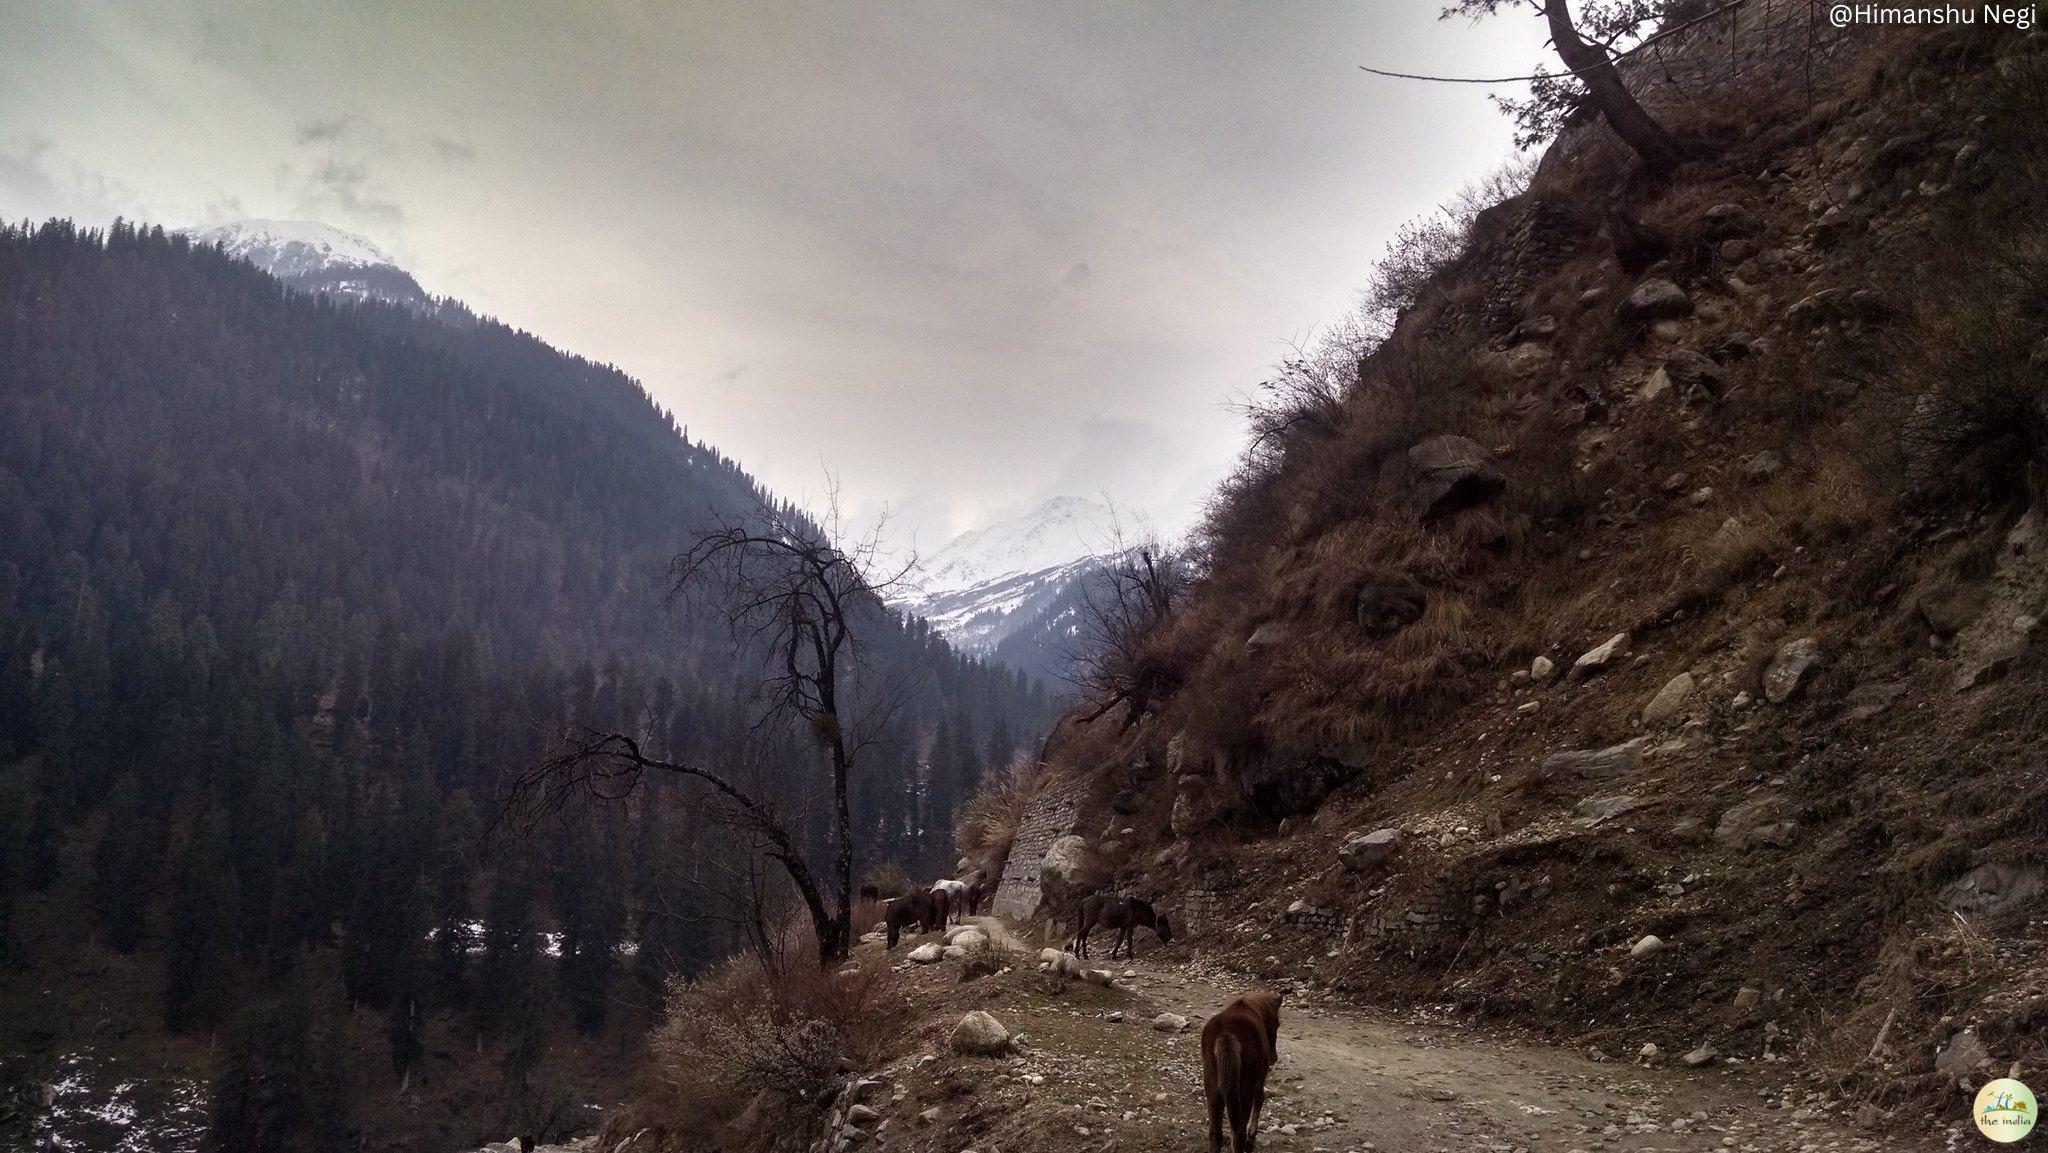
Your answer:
[986,13,2048,1142]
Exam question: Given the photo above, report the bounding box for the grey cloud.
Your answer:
[428,135,476,163]
[277,158,405,229]
[296,115,352,144]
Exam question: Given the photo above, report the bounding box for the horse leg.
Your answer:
[1206,1085,1225,1153]
[1247,1083,1266,1151]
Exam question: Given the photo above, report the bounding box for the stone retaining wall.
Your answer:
[990,773,1093,922]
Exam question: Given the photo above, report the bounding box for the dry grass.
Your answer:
[954,759,1041,881]
[620,954,910,1152]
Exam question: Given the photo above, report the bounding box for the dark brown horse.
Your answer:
[1202,989,1283,1152]
[884,890,946,949]
[1071,896,1172,960]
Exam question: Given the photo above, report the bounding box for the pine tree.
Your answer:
[164,805,242,1033]
[92,774,158,952]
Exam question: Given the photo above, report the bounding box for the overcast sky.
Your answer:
[1,1,1549,551]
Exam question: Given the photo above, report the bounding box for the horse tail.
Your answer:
[1215,1032,1249,1147]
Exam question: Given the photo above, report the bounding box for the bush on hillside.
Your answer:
[624,956,907,1152]
[954,759,1040,882]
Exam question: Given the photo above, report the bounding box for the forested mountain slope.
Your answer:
[0,220,1051,1152]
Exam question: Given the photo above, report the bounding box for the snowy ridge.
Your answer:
[176,219,430,308]
[911,495,1135,600]
[893,496,1142,678]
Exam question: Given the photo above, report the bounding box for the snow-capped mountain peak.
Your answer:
[177,218,429,308]
[914,495,1136,601]
[893,495,1153,679]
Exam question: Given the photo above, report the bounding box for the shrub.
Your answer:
[954,759,1039,880]
[627,956,908,1152]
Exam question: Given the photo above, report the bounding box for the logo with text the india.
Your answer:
[1975,1078,2037,1143]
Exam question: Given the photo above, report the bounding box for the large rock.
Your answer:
[950,1010,1011,1056]
[1170,784,1222,839]
[1152,1013,1189,1033]
[1943,862,2045,915]
[1540,738,1647,780]
[1762,637,1822,703]
[943,926,990,951]
[1040,835,1099,901]
[1641,672,1696,725]
[1714,795,1799,850]
[1570,632,1630,679]
[1620,278,1692,322]
[907,943,945,964]
[1038,948,1084,977]
[1337,828,1402,871]
[1935,1029,1991,1076]
[1659,349,1723,404]
[1380,435,1505,523]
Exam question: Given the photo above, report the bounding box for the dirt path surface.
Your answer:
[1069,948,1925,1153]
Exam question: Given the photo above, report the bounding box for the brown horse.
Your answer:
[1202,989,1283,1153]
[883,890,946,949]
[1071,896,1173,960]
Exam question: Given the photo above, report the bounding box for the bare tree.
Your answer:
[1065,523,1186,731]
[511,500,911,966]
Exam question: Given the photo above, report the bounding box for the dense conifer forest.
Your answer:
[0,220,1052,1149]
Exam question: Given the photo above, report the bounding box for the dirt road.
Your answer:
[1086,951,1922,1153]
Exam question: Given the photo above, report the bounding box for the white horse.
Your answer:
[931,878,980,924]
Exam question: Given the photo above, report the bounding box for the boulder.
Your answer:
[950,1010,1011,1057]
[844,1104,880,1126]
[1530,654,1556,682]
[1381,435,1505,523]
[1743,449,1786,480]
[941,945,968,960]
[1714,795,1799,850]
[1570,632,1630,679]
[1935,1029,1991,1076]
[1762,637,1822,703]
[1354,578,1428,636]
[1641,672,1695,726]
[1337,828,1402,872]
[1630,934,1665,958]
[1942,862,2045,915]
[1660,349,1723,403]
[1152,1013,1189,1033]
[1842,680,1907,722]
[1082,969,1116,987]
[1733,987,1763,1015]
[1915,585,1988,640]
[944,926,990,951]
[1954,644,2024,692]
[1540,738,1647,780]
[1576,795,1644,822]
[1681,1044,1719,1068]
[1702,202,1759,237]
[1040,835,1099,901]
[1170,786,1222,839]
[907,943,945,964]
[1620,278,1692,322]
[1038,948,1084,977]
